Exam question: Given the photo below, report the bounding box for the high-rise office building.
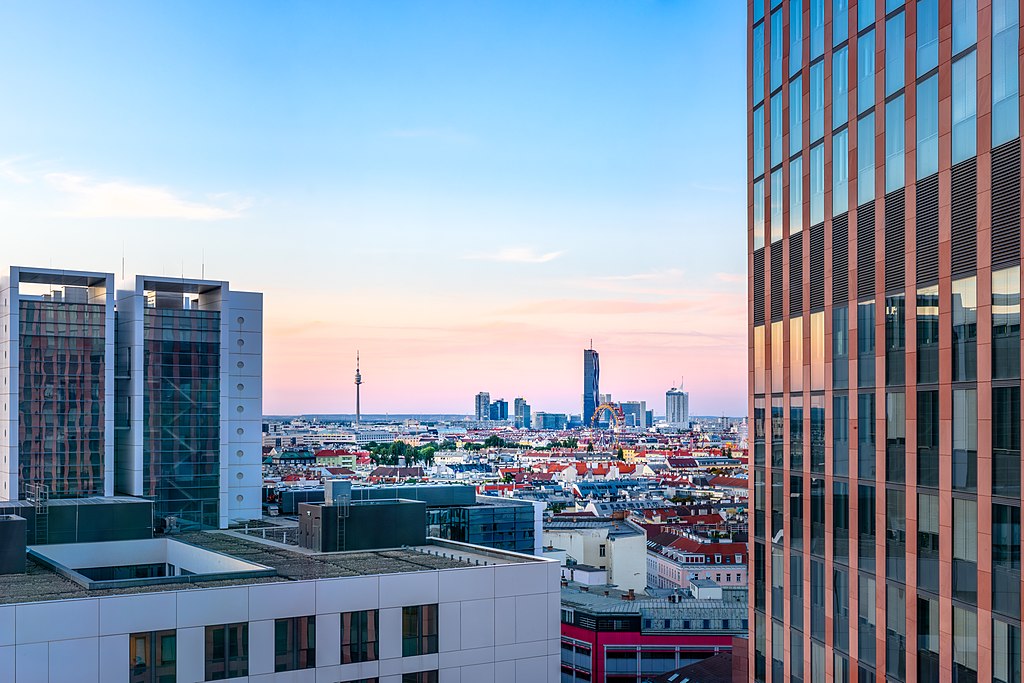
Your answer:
[0,267,115,501]
[666,387,689,428]
[583,347,600,425]
[115,276,262,529]
[489,398,509,421]
[475,391,491,421]
[514,397,532,429]
[749,2,1022,682]
[620,400,648,428]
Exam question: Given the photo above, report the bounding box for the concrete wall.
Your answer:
[0,555,562,683]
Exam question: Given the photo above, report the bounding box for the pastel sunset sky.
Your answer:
[0,1,746,416]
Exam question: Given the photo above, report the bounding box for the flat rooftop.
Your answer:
[1,531,536,606]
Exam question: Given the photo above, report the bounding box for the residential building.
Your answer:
[115,276,262,530]
[666,387,689,428]
[583,348,600,425]
[0,267,115,501]
[543,517,647,594]
[749,1,1022,681]
[646,532,748,591]
[474,392,490,421]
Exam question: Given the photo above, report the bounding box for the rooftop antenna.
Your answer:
[201,249,205,280]
[354,351,363,424]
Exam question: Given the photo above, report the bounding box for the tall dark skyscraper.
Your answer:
[583,346,600,424]
[749,1,1021,682]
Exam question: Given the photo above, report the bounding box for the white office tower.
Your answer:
[0,267,116,502]
[666,387,689,428]
[115,276,262,529]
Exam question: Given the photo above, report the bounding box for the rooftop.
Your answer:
[1,530,536,606]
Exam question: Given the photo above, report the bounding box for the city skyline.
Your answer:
[0,2,747,416]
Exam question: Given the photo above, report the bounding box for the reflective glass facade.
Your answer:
[750,1,1023,680]
[143,308,221,528]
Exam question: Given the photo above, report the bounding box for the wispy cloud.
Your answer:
[44,173,248,220]
[0,159,249,221]
[714,271,745,284]
[595,268,684,282]
[463,247,564,264]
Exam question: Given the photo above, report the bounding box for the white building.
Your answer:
[0,533,561,683]
[666,387,689,428]
[542,519,648,594]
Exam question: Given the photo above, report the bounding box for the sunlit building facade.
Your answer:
[749,1,1022,681]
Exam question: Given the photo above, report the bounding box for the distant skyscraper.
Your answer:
[514,397,531,429]
[620,400,648,428]
[0,267,115,501]
[116,275,263,529]
[489,398,508,421]
[583,346,600,424]
[666,386,688,428]
[474,392,491,420]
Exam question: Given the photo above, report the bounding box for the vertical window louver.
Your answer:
[754,248,766,326]
[832,214,849,306]
[950,158,977,277]
[916,175,940,284]
[810,223,825,311]
[791,236,804,316]
[884,190,905,292]
[992,138,1021,268]
[856,207,874,299]
[771,245,783,320]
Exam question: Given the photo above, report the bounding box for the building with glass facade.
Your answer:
[749,1,1022,681]
[0,267,115,502]
[116,276,262,530]
[583,348,600,425]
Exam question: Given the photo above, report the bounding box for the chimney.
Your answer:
[627,588,635,601]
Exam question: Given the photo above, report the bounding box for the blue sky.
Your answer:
[0,1,747,416]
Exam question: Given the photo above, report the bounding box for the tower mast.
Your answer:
[354,351,363,424]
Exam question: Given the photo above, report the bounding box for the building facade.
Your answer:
[515,397,532,429]
[474,392,490,421]
[115,276,262,530]
[583,349,600,425]
[0,268,116,502]
[489,398,509,422]
[749,1,1022,682]
[666,388,689,428]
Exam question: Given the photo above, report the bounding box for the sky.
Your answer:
[0,1,747,417]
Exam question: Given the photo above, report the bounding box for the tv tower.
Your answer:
[354,351,363,424]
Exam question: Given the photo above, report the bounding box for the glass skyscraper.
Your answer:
[749,1,1022,681]
[583,347,600,425]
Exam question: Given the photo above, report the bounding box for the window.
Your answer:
[994,619,1022,683]
[885,12,905,96]
[205,623,248,680]
[834,482,850,563]
[599,544,606,557]
[834,306,850,387]
[771,93,783,168]
[885,294,905,385]
[885,392,906,483]
[810,0,824,59]
[952,0,978,55]
[754,179,765,251]
[833,130,849,215]
[994,386,1021,498]
[770,9,783,92]
[858,0,875,30]
[916,75,938,178]
[993,266,1021,379]
[833,393,850,476]
[857,113,875,205]
[992,0,1019,145]
[993,503,1021,619]
[953,498,978,603]
[402,605,439,656]
[857,484,876,572]
[833,46,849,128]
[952,276,978,381]
[885,94,905,192]
[790,155,803,234]
[857,300,875,387]
[858,30,875,114]
[275,616,316,672]
[790,76,803,156]
[917,0,938,75]
[917,285,939,383]
[834,0,849,45]
[952,389,978,492]
[753,23,765,105]
[953,606,978,680]
[791,473,804,550]
[811,313,825,391]
[402,673,438,683]
[918,597,940,680]
[952,52,977,163]
[858,574,876,665]
[130,631,176,683]
[772,169,784,243]
[858,393,876,479]
[917,389,940,488]
[885,584,906,680]
[342,610,378,664]
[790,0,803,76]
[918,493,940,593]
[810,61,824,142]
[754,105,765,179]
[810,143,824,225]
[791,317,804,391]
